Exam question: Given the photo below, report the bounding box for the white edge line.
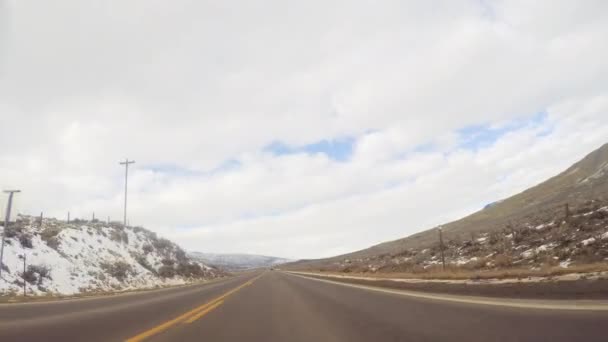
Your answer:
[285,272,608,312]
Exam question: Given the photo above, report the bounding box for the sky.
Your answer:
[1,0,608,259]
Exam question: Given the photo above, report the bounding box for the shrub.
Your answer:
[555,248,571,261]
[3,227,19,238]
[142,244,154,254]
[19,234,33,248]
[5,219,27,238]
[158,265,175,278]
[568,216,584,229]
[100,261,133,281]
[109,228,128,244]
[462,257,487,270]
[161,258,175,266]
[22,265,52,285]
[176,262,204,278]
[572,246,604,264]
[41,226,62,241]
[589,210,607,220]
[493,254,512,268]
[393,249,415,258]
[175,248,187,262]
[153,238,173,251]
[488,231,502,245]
[132,226,146,234]
[46,237,61,250]
[134,254,156,274]
[512,229,523,244]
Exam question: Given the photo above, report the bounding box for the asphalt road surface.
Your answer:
[1,271,608,341]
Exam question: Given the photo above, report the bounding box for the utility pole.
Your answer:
[39,212,43,228]
[438,226,446,271]
[92,212,95,222]
[0,190,21,278]
[67,211,70,224]
[119,159,135,229]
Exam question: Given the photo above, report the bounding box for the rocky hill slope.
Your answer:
[0,216,223,296]
[189,252,291,271]
[287,143,608,275]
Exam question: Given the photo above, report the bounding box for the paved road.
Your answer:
[1,271,607,341]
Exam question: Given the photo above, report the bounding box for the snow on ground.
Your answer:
[0,216,219,296]
[582,237,596,246]
[520,243,556,259]
[521,249,534,259]
[453,256,478,266]
[536,243,556,252]
[534,222,554,230]
[580,161,608,184]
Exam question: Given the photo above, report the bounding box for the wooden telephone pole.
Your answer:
[438,226,446,271]
[0,190,21,278]
[119,159,135,229]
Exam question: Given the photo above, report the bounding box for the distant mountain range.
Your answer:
[287,142,608,272]
[189,252,292,271]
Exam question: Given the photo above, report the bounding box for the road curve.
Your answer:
[1,271,607,341]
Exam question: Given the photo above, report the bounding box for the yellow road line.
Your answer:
[125,274,262,342]
[184,300,224,324]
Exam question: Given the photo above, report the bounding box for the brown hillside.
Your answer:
[288,142,608,269]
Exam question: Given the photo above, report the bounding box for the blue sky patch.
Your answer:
[265,137,355,162]
[458,111,548,151]
[144,159,241,178]
[145,163,202,177]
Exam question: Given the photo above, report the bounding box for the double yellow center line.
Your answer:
[125,275,262,342]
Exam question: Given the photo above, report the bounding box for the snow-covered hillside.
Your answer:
[0,215,222,296]
[189,252,291,271]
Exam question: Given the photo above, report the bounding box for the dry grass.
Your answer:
[315,263,608,281]
[0,293,61,304]
[0,276,229,304]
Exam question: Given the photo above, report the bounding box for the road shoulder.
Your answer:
[286,271,608,310]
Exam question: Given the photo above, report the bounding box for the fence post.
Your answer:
[23,253,26,297]
[438,227,446,271]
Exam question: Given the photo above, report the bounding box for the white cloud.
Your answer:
[1,1,607,259]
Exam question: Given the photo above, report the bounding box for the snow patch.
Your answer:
[0,216,221,296]
[582,237,596,246]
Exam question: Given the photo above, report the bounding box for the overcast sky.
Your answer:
[1,1,608,259]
